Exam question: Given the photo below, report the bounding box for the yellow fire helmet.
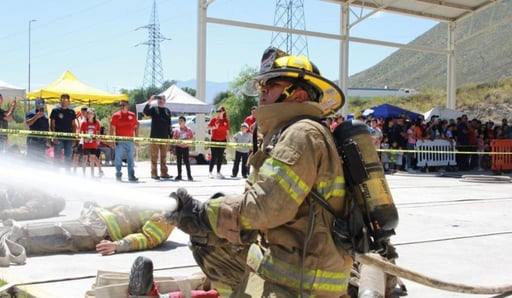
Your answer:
[243,47,345,115]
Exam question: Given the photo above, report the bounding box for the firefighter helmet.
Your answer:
[243,47,345,114]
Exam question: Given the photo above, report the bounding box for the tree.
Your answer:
[213,91,233,106]
[181,87,196,97]
[217,67,258,134]
[162,80,176,91]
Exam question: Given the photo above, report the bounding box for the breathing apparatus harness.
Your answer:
[256,114,397,258]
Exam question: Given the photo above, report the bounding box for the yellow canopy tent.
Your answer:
[27,70,127,105]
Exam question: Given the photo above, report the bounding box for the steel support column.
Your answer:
[195,0,212,154]
[340,3,349,117]
[446,22,456,109]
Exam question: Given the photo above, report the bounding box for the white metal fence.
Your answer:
[415,139,457,167]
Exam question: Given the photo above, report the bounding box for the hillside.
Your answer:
[349,2,512,90]
[347,77,512,123]
[177,80,229,104]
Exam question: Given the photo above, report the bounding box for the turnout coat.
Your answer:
[204,102,353,296]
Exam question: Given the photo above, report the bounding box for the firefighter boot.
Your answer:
[128,256,159,297]
[0,226,11,267]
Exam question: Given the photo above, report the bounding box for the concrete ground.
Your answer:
[1,159,512,298]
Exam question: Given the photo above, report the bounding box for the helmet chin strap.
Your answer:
[275,70,307,103]
[275,83,298,103]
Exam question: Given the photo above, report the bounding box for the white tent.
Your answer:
[0,80,26,100]
[136,85,211,115]
[424,106,465,121]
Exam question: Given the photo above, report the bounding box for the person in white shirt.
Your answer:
[231,122,252,178]
[172,116,194,181]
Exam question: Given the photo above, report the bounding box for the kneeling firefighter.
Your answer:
[165,47,397,297]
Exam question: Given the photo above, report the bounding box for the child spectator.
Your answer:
[80,108,102,177]
[395,142,404,172]
[231,122,252,178]
[370,119,383,150]
[446,123,457,147]
[96,126,114,166]
[173,116,194,181]
[477,133,486,171]
[380,135,390,173]
[389,141,403,173]
[406,122,417,171]
[72,106,88,173]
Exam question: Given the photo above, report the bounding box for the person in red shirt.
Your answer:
[110,100,139,182]
[207,106,230,179]
[330,112,344,131]
[80,108,102,177]
[243,106,257,134]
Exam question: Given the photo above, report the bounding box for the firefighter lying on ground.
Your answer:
[165,47,355,297]
[0,184,65,221]
[0,201,174,267]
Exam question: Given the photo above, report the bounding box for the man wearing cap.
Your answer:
[110,100,139,182]
[143,95,173,180]
[25,97,50,162]
[162,48,354,297]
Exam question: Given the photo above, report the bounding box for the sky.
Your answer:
[0,0,438,97]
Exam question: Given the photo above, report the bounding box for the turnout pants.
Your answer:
[17,217,107,255]
[191,243,304,298]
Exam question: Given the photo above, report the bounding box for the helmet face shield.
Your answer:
[241,72,291,97]
[241,78,263,97]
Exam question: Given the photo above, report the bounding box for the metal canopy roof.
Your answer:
[195,0,504,117]
[329,0,500,23]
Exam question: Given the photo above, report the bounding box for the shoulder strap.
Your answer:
[270,115,327,147]
[275,115,342,217]
[310,188,337,217]
[252,115,326,154]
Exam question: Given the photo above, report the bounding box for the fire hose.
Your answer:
[356,253,512,295]
[2,255,511,296]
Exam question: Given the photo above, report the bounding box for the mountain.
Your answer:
[349,2,512,89]
[176,80,229,104]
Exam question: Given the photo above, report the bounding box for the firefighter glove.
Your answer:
[165,188,212,245]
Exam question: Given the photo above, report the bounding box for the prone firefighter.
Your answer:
[0,202,174,267]
[0,185,65,221]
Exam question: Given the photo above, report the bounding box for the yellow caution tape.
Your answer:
[1,128,510,154]
[0,128,251,149]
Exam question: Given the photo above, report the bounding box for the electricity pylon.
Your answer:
[271,0,309,56]
[136,0,170,88]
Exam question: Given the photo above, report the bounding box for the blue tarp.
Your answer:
[361,103,422,120]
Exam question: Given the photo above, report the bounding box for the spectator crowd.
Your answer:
[323,112,510,173]
[0,93,203,182]
[3,92,509,178]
